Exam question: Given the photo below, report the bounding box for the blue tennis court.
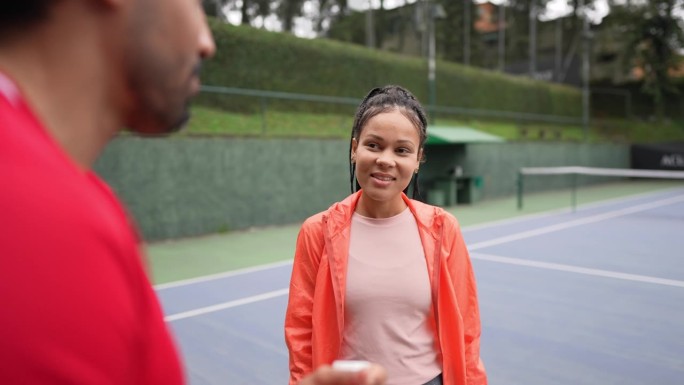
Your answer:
[155,186,684,385]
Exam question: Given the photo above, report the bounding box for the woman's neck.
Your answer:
[355,194,407,218]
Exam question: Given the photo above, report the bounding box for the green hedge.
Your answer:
[591,80,684,120]
[201,18,581,118]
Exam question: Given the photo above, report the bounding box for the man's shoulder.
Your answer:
[0,144,138,260]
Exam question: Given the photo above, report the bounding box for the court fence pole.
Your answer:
[571,172,577,212]
[260,97,268,135]
[517,171,524,210]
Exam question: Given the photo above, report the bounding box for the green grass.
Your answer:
[183,105,684,143]
[184,105,354,138]
[591,118,684,143]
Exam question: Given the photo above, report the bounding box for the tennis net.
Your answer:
[516,166,684,210]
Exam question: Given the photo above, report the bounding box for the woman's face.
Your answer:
[351,109,422,216]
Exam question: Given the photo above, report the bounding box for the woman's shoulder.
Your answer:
[301,210,326,229]
[408,199,460,228]
[302,194,357,227]
[300,199,346,228]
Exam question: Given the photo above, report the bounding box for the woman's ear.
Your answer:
[351,138,358,161]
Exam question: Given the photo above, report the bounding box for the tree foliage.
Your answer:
[437,0,481,64]
[503,0,550,63]
[608,0,684,119]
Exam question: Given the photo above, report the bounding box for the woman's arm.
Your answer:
[445,216,487,385]
[285,218,324,385]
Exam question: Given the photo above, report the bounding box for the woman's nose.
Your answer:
[376,153,395,167]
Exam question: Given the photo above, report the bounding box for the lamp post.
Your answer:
[366,0,376,48]
[529,3,537,77]
[427,1,446,124]
[464,0,471,66]
[498,1,506,72]
[579,0,592,141]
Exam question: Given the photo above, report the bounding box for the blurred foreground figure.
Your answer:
[0,1,384,384]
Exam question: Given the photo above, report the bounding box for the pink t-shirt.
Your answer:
[341,208,441,385]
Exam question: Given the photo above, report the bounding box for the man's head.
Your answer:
[1,0,215,135]
[121,0,216,134]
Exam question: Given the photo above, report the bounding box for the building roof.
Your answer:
[426,126,505,145]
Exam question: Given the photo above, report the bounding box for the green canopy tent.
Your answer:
[426,126,505,145]
[421,126,504,206]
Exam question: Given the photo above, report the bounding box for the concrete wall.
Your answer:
[95,136,629,241]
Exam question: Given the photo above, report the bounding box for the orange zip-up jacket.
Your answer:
[284,191,487,385]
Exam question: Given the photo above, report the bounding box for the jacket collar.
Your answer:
[324,190,443,240]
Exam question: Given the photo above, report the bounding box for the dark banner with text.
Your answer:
[631,142,684,170]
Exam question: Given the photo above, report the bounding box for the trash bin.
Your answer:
[456,176,483,204]
[471,176,483,203]
[426,177,458,207]
[427,189,446,207]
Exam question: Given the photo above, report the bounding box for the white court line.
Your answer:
[154,260,293,290]
[472,252,684,288]
[468,193,684,251]
[163,193,684,322]
[154,189,684,290]
[164,288,289,322]
[165,249,684,323]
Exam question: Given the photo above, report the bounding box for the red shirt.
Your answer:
[0,73,184,384]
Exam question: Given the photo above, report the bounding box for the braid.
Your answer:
[348,85,428,199]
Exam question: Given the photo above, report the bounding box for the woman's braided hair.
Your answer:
[349,85,429,199]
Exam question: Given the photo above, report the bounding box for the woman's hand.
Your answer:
[298,364,387,385]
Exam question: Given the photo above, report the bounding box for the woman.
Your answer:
[285,85,487,385]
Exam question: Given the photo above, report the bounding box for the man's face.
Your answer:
[123,0,215,134]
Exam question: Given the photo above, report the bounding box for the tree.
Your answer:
[505,0,551,66]
[313,0,349,35]
[438,0,482,65]
[277,0,306,33]
[202,0,226,19]
[610,0,684,120]
[238,0,272,25]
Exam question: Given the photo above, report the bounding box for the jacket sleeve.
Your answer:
[445,215,487,385]
[284,217,324,385]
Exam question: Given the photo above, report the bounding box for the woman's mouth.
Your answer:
[371,173,395,184]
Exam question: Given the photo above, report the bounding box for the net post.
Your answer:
[517,170,524,210]
[260,97,268,136]
[571,172,577,212]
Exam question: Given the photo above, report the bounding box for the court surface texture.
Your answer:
[149,181,684,385]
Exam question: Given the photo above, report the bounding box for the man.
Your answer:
[0,1,385,384]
